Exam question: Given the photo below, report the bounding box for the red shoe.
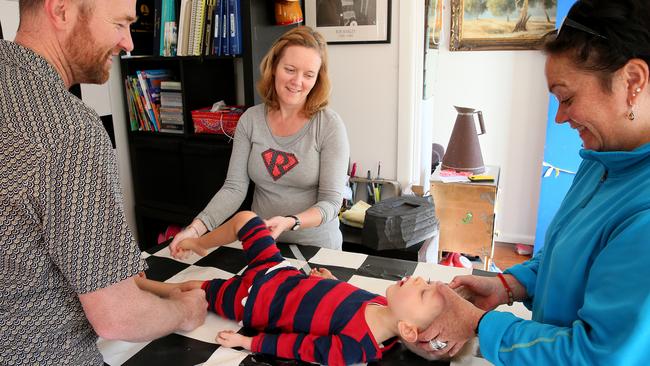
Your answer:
[440,252,472,268]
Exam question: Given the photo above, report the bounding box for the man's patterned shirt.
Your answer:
[0,40,146,365]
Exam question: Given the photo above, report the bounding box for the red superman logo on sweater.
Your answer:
[261,148,299,181]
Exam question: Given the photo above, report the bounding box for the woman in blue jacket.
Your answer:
[418,1,650,365]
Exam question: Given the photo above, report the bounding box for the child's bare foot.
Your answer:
[309,267,337,280]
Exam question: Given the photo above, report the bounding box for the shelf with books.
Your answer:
[121,1,293,249]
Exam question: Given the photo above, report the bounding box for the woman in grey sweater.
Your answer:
[170,26,350,250]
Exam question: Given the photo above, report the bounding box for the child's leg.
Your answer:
[134,277,203,297]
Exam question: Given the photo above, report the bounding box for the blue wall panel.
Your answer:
[533,0,581,253]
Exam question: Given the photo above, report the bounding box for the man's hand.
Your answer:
[416,283,485,357]
[168,288,208,332]
[264,216,294,239]
[216,330,253,350]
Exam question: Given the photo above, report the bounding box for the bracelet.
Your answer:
[497,273,514,306]
[474,311,489,335]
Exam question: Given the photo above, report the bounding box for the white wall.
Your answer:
[0,0,19,40]
[327,0,401,183]
[430,2,549,244]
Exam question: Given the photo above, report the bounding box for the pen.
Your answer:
[366,170,375,204]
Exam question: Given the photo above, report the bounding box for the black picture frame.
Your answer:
[305,0,391,44]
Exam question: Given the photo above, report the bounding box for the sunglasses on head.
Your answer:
[557,17,608,41]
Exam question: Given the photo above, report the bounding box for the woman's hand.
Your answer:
[264,216,295,239]
[169,221,205,259]
[216,330,253,350]
[416,283,484,357]
[449,275,507,311]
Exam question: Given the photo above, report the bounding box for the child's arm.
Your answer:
[234,331,370,364]
[135,277,204,298]
[172,211,258,258]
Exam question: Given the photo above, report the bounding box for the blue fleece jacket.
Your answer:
[479,143,650,366]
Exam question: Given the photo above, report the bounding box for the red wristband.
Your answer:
[497,273,514,306]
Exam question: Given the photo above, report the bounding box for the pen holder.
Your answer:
[349,177,401,205]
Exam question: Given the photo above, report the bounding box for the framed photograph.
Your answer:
[423,0,442,99]
[425,0,443,50]
[305,0,391,44]
[450,0,556,51]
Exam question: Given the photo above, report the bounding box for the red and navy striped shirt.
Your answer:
[203,216,397,365]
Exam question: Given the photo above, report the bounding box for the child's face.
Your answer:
[386,276,445,330]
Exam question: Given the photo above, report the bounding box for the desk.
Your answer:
[430,166,500,270]
[99,241,525,366]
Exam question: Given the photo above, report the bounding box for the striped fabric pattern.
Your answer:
[202,216,396,366]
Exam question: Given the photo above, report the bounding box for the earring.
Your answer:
[628,108,636,121]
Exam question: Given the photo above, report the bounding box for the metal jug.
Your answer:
[441,106,486,174]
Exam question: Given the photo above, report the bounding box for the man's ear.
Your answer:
[43,0,75,30]
[397,320,419,343]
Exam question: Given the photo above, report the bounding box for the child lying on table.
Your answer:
[135,211,449,366]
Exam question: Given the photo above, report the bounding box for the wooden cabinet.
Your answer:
[430,166,500,269]
[120,2,293,250]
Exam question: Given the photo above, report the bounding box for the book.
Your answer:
[159,0,177,56]
[130,0,156,55]
[177,0,193,56]
[191,0,207,55]
[212,0,222,56]
[228,0,241,55]
[152,0,162,55]
[221,0,229,56]
[202,0,217,56]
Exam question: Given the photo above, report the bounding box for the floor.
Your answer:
[492,242,532,270]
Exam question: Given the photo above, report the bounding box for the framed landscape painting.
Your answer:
[450,0,557,51]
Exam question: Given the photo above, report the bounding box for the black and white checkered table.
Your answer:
[99,241,530,366]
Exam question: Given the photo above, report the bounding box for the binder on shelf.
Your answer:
[228,0,241,55]
[202,0,217,56]
[212,0,222,56]
[221,0,229,56]
[176,0,193,56]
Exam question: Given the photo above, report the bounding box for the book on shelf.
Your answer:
[228,0,242,55]
[202,0,217,56]
[160,80,184,133]
[159,0,178,56]
[177,0,193,56]
[190,0,207,56]
[125,70,176,132]
[220,0,229,56]
[212,0,222,55]
[130,0,156,55]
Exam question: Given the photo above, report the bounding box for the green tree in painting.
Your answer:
[487,0,517,22]
[464,0,487,19]
[513,0,556,32]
